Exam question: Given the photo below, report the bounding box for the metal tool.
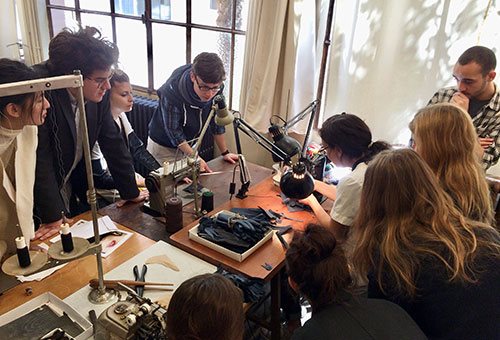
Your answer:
[133,265,147,297]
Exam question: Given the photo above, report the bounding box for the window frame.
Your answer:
[45,0,246,107]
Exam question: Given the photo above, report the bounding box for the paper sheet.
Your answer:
[50,215,118,243]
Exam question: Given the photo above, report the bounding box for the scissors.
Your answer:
[133,264,147,297]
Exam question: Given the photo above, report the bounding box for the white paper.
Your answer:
[50,215,118,243]
[16,263,67,282]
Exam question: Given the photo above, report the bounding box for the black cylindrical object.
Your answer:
[201,191,214,213]
[61,224,74,253]
[165,196,183,233]
[15,236,31,268]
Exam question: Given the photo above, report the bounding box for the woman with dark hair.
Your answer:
[91,69,159,204]
[166,273,245,340]
[0,58,50,259]
[286,223,425,340]
[353,149,500,339]
[300,113,390,242]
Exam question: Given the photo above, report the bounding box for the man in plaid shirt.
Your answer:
[428,46,499,170]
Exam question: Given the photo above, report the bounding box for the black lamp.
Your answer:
[232,100,319,200]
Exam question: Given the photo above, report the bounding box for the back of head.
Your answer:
[410,103,493,223]
[0,58,38,116]
[110,69,130,87]
[47,26,119,77]
[458,46,496,75]
[192,52,225,84]
[166,273,244,340]
[320,112,390,163]
[353,149,499,297]
[286,223,351,311]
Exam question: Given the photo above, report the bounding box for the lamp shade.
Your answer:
[279,162,315,199]
[269,125,301,162]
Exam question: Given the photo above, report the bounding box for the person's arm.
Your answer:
[177,140,212,172]
[299,194,349,242]
[97,98,143,203]
[478,118,500,169]
[313,179,337,201]
[214,133,238,163]
[127,131,161,177]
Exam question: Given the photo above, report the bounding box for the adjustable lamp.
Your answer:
[0,71,115,303]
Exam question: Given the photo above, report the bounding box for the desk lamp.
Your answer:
[0,72,115,304]
[232,100,319,199]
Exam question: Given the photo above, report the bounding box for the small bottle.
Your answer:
[60,223,74,253]
[15,236,31,268]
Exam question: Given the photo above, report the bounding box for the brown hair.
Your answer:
[352,149,500,297]
[458,46,496,76]
[110,69,130,87]
[47,26,119,78]
[409,103,494,224]
[166,273,244,340]
[286,223,352,312]
[192,52,226,84]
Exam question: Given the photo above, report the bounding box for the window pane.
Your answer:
[235,0,248,31]
[152,0,185,22]
[48,0,75,6]
[79,0,110,12]
[114,0,145,17]
[152,23,186,89]
[192,28,231,98]
[80,13,113,41]
[116,18,148,87]
[50,9,77,35]
[192,0,230,28]
[232,34,245,110]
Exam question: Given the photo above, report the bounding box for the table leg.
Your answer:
[271,270,281,340]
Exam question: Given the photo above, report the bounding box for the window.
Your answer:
[46,0,248,110]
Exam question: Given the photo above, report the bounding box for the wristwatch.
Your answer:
[221,149,230,156]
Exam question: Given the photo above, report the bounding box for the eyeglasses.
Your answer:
[194,75,221,93]
[319,145,329,153]
[86,71,114,88]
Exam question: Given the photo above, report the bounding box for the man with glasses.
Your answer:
[32,26,147,240]
[427,46,499,169]
[148,52,238,172]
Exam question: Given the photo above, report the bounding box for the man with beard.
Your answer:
[428,46,499,169]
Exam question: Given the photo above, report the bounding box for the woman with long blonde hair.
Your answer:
[409,103,494,224]
[352,149,500,339]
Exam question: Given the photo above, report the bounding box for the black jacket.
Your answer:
[33,63,139,223]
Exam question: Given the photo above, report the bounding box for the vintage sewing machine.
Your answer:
[143,157,198,216]
[95,286,168,340]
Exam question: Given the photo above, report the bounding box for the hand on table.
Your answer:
[222,152,239,164]
[116,189,149,208]
[34,216,73,241]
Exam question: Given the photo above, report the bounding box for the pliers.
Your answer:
[133,264,147,297]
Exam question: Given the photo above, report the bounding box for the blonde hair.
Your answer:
[352,149,500,297]
[409,103,494,224]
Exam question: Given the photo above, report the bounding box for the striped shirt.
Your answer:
[428,85,500,169]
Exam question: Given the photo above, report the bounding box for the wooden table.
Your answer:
[99,157,273,241]
[170,177,317,340]
[0,211,155,316]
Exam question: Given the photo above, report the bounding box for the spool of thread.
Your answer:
[201,191,214,213]
[60,223,74,253]
[15,236,31,268]
[165,197,183,233]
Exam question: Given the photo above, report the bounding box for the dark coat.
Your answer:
[33,63,139,223]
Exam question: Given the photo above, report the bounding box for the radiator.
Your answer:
[126,96,214,162]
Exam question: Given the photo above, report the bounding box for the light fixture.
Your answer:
[0,72,115,303]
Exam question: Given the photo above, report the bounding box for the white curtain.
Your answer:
[239,0,321,132]
[0,1,19,59]
[16,0,44,65]
[323,0,500,145]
